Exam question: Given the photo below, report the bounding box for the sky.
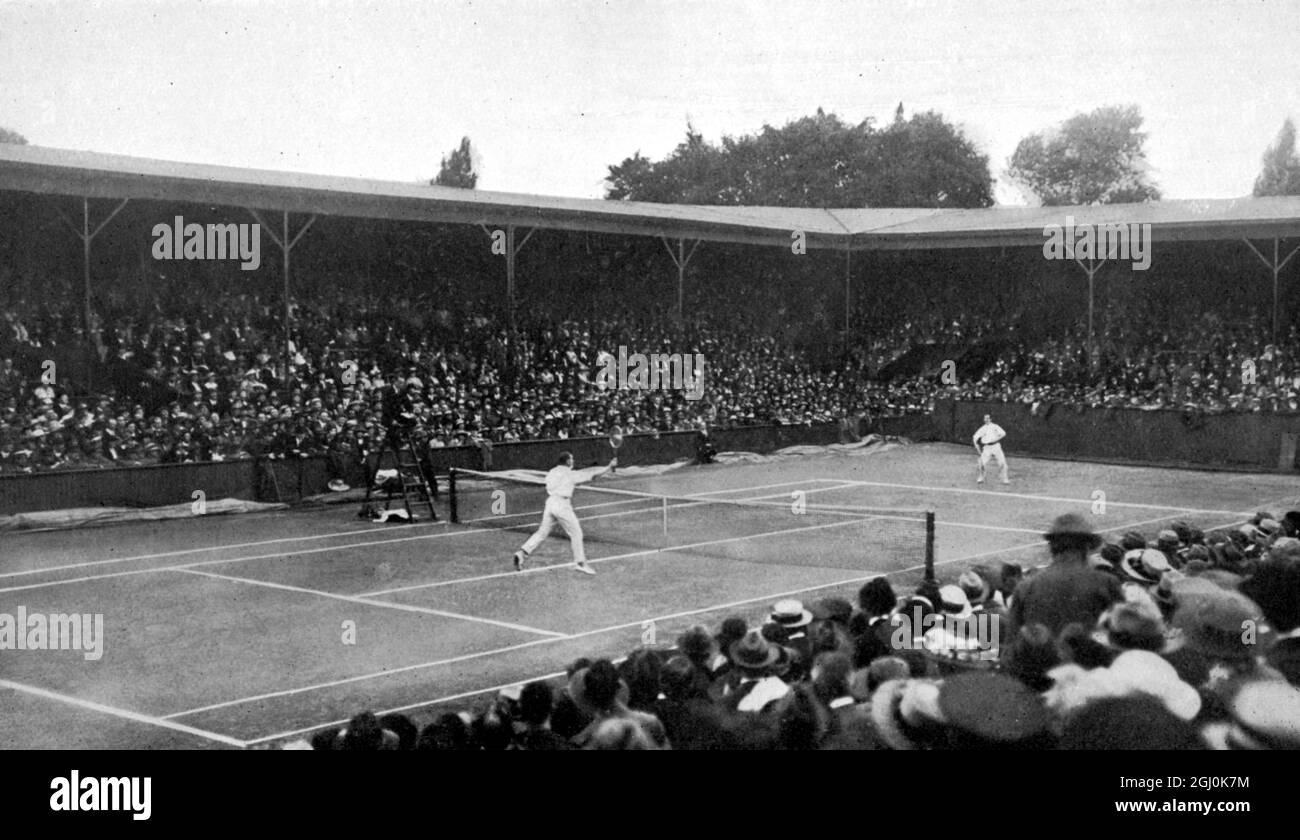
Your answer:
[1,0,1297,205]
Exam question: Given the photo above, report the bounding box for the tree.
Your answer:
[1007,105,1161,205]
[432,136,477,189]
[605,107,993,208]
[866,106,994,208]
[1253,118,1300,196]
[0,126,28,145]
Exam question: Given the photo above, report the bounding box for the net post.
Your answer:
[449,468,459,524]
[662,496,669,549]
[924,510,936,583]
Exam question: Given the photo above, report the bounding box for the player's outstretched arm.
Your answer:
[573,459,617,485]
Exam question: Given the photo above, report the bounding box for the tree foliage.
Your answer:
[1006,104,1160,205]
[0,126,28,145]
[433,136,477,189]
[1253,118,1300,197]
[605,107,993,208]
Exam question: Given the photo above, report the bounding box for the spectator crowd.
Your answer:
[295,511,1300,750]
[5,262,1300,474]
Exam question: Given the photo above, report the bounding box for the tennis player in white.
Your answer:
[512,452,616,575]
[972,414,1010,484]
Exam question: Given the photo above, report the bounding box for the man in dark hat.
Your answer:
[717,630,792,714]
[1007,513,1123,638]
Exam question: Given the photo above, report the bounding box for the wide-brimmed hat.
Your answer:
[1267,536,1300,563]
[1119,530,1148,551]
[1121,548,1172,584]
[938,672,1053,745]
[870,679,943,751]
[937,585,973,619]
[1094,601,1166,652]
[1202,680,1300,750]
[1043,513,1102,548]
[957,570,990,605]
[769,599,813,629]
[567,665,630,715]
[1045,650,1201,723]
[1172,587,1264,661]
[729,629,781,671]
[1156,530,1181,550]
[1109,651,1202,721]
[810,597,854,626]
[327,479,350,492]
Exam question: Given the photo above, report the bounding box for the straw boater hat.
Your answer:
[1121,548,1172,584]
[769,599,813,629]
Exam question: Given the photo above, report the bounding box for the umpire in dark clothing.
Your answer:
[1007,513,1123,638]
[382,379,418,446]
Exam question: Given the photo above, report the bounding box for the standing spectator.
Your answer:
[1007,514,1123,638]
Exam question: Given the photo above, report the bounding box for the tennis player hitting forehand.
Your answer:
[512,452,616,575]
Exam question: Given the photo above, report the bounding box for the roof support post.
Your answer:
[844,245,853,357]
[1242,237,1300,345]
[57,196,129,339]
[480,223,534,326]
[1074,257,1106,368]
[250,209,317,387]
[660,236,701,321]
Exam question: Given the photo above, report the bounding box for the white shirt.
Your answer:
[544,464,592,500]
[973,422,1006,447]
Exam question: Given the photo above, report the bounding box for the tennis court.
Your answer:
[2,441,1295,749]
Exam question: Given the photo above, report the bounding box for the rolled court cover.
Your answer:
[449,467,935,575]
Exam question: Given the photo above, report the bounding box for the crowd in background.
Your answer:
[4,263,1300,474]
[295,513,1300,750]
[0,284,874,473]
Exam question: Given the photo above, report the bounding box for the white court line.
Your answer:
[178,507,1174,726]
[358,510,1039,598]
[0,528,498,595]
[838,478,1255,517]
[0,478,830,583]
[215,509,1253,738]
[0,520,433,580]
[359,481,873,596]
[0,677,248,748]
[175,568,565,638]
[0,479,837,595]
[456,477,849,527]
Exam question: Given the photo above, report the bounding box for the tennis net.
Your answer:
[449,467,935,575]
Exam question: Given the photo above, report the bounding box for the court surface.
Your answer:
[2,441,1295,749]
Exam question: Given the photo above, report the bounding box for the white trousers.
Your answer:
[521,496,587,564]
[979,443,1009,482]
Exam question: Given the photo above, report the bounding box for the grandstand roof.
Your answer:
[2,144,1300,250]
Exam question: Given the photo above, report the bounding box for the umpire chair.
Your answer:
[359,426,438,522]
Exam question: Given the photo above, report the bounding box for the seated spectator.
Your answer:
[1240,555,1300,686]
[717,630,792,714]
[568,660,669,749]
[512,681,574,750]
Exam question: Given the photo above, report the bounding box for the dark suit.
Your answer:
[853,616,895,668]
[1007,560,1123,637]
